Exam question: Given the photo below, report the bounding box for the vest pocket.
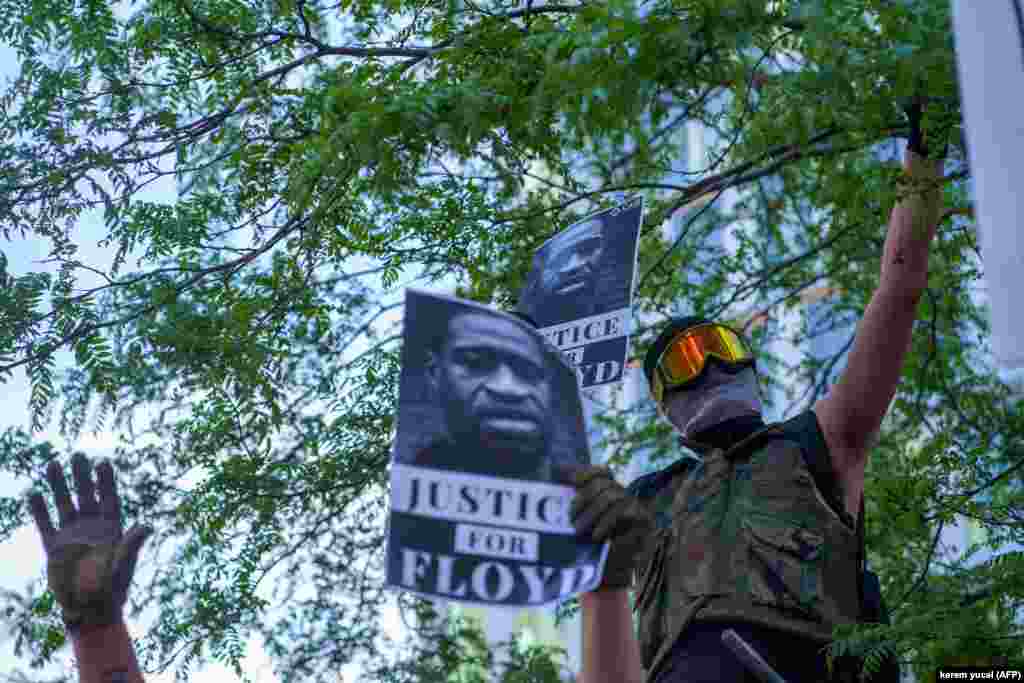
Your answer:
[744,521,825,621]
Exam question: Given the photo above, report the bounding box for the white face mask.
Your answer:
[660,365,762,439]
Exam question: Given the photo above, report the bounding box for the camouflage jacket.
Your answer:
[626,411,861,681]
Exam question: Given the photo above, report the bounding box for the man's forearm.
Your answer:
[879,149,944,293]
[580,589,644,683]
[70,620,145,683]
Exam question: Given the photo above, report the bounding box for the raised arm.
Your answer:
[27,454,152,683]
[814,146,945,514]
[70,621,146,683]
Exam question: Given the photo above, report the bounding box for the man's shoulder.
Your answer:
[625,411,830,498]
[751,410,829,457]
[739,410,834,478]
[626,455,699,529]
[763,410,850,522]
[626,453,700,501]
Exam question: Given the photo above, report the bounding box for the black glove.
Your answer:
[560,465,655,590]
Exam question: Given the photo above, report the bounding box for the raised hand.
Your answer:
[27,453,153,632]
[558,464,655,590]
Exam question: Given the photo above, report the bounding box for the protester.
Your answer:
[27,453,152,683]
[566,137,943,682]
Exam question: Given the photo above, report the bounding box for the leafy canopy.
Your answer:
[0,0,1021,680]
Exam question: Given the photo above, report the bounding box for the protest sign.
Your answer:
[386,289,608,606]
[518,198,644,390]
[951,0,1024,377]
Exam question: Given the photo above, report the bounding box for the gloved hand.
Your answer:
[27,453,153,633]
[561,465,655,591]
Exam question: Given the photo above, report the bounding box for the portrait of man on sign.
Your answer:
[408,306,558,481]
[522,216,608,328]
[387,292,606,607]
[516,201,644,391]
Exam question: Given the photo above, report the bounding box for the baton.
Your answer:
[721,629,789,683]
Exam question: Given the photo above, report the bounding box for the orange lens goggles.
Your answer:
[651,323,754,403]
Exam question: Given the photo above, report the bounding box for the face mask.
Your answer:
[660,365,762,439]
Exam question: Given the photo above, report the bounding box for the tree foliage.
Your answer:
[1,0,1021,680]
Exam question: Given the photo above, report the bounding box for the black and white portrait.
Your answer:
[528,216,607,325]
[519,202,641,331]
[516,200,643,390]
[394,291,588,481]
[413,308,554,480]
[387,290,607,607]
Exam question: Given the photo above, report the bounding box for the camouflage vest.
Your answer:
[631,422,861,681]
